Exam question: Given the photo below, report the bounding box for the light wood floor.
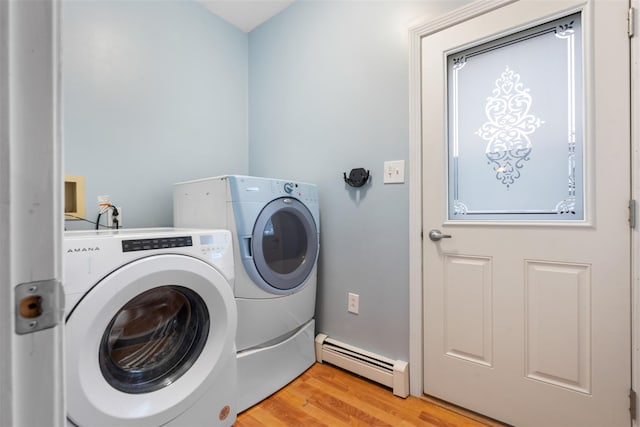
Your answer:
[235,363,506,427]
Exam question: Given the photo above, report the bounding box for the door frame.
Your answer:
[631,0,639,420]
[407,1,639,417]
[0,0,65,425]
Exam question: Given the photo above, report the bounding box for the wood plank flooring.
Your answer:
[235,363,505,427]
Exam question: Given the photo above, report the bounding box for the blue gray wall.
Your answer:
[63,0,248,229]
[62,0,469,363]
[248,0,468,361]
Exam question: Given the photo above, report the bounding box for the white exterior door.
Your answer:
[422,1,631,426]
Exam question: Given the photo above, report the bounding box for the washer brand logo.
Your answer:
[67,247,100,253]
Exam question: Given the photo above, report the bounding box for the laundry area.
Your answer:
[62,174,323,425]
[55,0,419,425]
[5,0,637,426]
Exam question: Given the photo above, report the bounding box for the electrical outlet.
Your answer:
[348,292,359,314]
[107,206,122,228]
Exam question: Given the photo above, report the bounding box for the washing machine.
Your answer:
[173,175,319,412]
[63,228,237,427]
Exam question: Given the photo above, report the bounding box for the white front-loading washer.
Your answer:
[173,175,319,412]
[63,228,237,427]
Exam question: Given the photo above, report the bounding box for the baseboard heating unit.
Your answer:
[314,334,409,398]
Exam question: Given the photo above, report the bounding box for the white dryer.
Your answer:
[63,228,237,427]
[173,175,319,412]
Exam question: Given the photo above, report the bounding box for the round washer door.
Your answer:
[65,254,236,427]
[249,197,319,293]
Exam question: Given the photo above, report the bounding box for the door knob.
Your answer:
[428,229,452,242]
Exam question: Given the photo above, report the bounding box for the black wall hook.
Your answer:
[343,168,370,187]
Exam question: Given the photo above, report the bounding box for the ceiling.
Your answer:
[200,0,296,33]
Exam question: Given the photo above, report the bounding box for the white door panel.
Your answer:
[422,1,631,426]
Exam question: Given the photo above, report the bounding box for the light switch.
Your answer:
[384,160,405,184]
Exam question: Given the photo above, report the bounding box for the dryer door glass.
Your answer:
[99,285,210,394]
[263,211,307,274]
[252,197,319,291]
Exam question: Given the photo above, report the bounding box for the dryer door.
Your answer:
[65,254,236,427]
[249,197,319,293]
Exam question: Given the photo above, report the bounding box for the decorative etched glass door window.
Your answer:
[447,12,583,221]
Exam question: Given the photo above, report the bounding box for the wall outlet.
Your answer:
[348,292,359,314]
[107,206,122,228]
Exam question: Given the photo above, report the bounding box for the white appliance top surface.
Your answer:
[174,174,316,188]
[64,227,224,240]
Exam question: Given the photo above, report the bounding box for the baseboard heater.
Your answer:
[314,333,409,398]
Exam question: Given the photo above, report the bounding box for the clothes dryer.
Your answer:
[173,175,319,411]
[63,228,237,427]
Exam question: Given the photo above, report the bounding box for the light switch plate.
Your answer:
[348,292,359,314]
[384,160,405,184]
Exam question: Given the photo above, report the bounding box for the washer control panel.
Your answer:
[122,236,192,252]
[198,233,230,259]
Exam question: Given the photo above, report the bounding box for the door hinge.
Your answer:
[631,388,637,420]
[630,199,636,229]
[629,7,636,38]
[14,279,64,335]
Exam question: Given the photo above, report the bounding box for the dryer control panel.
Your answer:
[269,179,319,206]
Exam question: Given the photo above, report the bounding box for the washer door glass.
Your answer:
[99,285,209,394]
[252,197,319,291]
